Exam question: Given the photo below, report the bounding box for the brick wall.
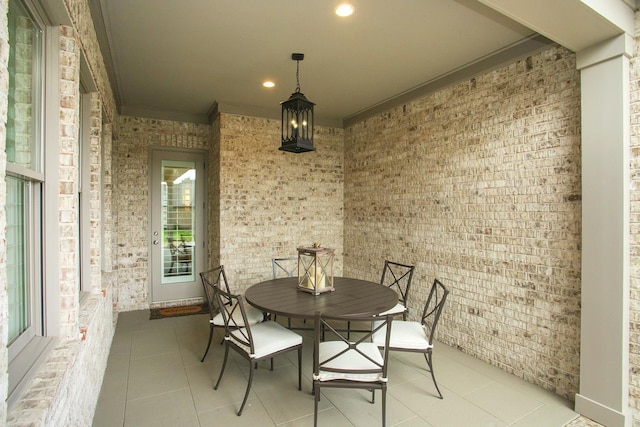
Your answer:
[88,93,103,292]
[217,114,344,291]
[0,0,636,424]
[207,115,221,267]
[63,0,116,122]
[7,290,114,426]
[112,113,345,307]
[344,44,582,400]
[6,15,115,424]
[113,116,211,310]
[58,24,80,337]
[101,122,114,277]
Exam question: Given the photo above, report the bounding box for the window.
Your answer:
[7,176,31,345]
[7,0,43,344]
[79,91,89,294]
[6,0,48,405]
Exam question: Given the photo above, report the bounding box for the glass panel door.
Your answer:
[151,150,204,302]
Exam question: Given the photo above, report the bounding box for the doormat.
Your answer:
[150,303,209,320]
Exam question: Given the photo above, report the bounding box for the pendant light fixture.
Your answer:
[280,53,315,153]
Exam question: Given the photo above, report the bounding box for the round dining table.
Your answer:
[244,276,398,319]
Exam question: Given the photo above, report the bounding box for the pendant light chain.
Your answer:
[295,59,301,93]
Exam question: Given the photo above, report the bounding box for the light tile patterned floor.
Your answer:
[93,310,596,426]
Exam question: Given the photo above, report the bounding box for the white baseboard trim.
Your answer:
[575,393,631,427]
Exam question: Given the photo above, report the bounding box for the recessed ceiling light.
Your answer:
[263,81,275,88]
[335,3,354,17]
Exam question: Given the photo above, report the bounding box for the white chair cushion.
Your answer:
[372,320,432,351]
[316,341,385,382]
[230,320,302,359]
[378,302,406,316]
[212,302,264,326]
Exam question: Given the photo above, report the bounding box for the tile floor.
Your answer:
[93,310,599,427]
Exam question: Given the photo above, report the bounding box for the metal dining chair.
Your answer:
[214,284,303,416]
[271,256,298,327]
[346,260,415,338]
[313,312,393,427]
[272,256,298,279]
[199,265,264,362]
[372,278,449,398]
[378,260,415,320]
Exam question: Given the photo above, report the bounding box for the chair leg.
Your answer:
[382,386,387,427]
[238,359,255,416]
[313,382,320,427]
[297,347,302,390]
[201,324,214,362]
[214,344,230,390]
[424,351,443,399]
[370,388,375,404]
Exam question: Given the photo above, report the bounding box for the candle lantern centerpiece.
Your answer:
[297,243,334,295]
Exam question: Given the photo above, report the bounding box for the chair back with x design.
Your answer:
[201,266,232,313]
[270,257,299,326]
[272,256,298,279]
[372,277,449,399]
[214,286,256,354]
[380,260,415,320]
[313,313,393,426]
[420,278,449,346]
[213,284,303,416]
[199,265,263,362]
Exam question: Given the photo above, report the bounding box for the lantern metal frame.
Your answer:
[297,246,334,295]
[280,53,315,153]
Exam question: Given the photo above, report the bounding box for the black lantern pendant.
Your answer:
[280,53,315,153]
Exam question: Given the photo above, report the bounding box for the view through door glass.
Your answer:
[163,160,195,283]
[151,150,204,302]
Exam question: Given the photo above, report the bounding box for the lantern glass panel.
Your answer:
[297,247,334,295]
[280,92,315,153]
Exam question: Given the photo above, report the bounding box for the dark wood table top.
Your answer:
[244,276,398,319]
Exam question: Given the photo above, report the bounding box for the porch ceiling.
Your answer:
[88,0,625,126]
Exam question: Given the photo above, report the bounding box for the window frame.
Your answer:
[79,91,91,295]
[6,0,62,407]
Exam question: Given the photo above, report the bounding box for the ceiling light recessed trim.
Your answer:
[263,81,275,88]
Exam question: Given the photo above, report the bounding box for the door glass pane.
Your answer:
[7,176,29,344]
[162,161,196,283]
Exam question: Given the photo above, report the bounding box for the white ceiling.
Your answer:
[87,0,627,126]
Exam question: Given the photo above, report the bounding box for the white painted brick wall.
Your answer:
[344,45,582,400]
